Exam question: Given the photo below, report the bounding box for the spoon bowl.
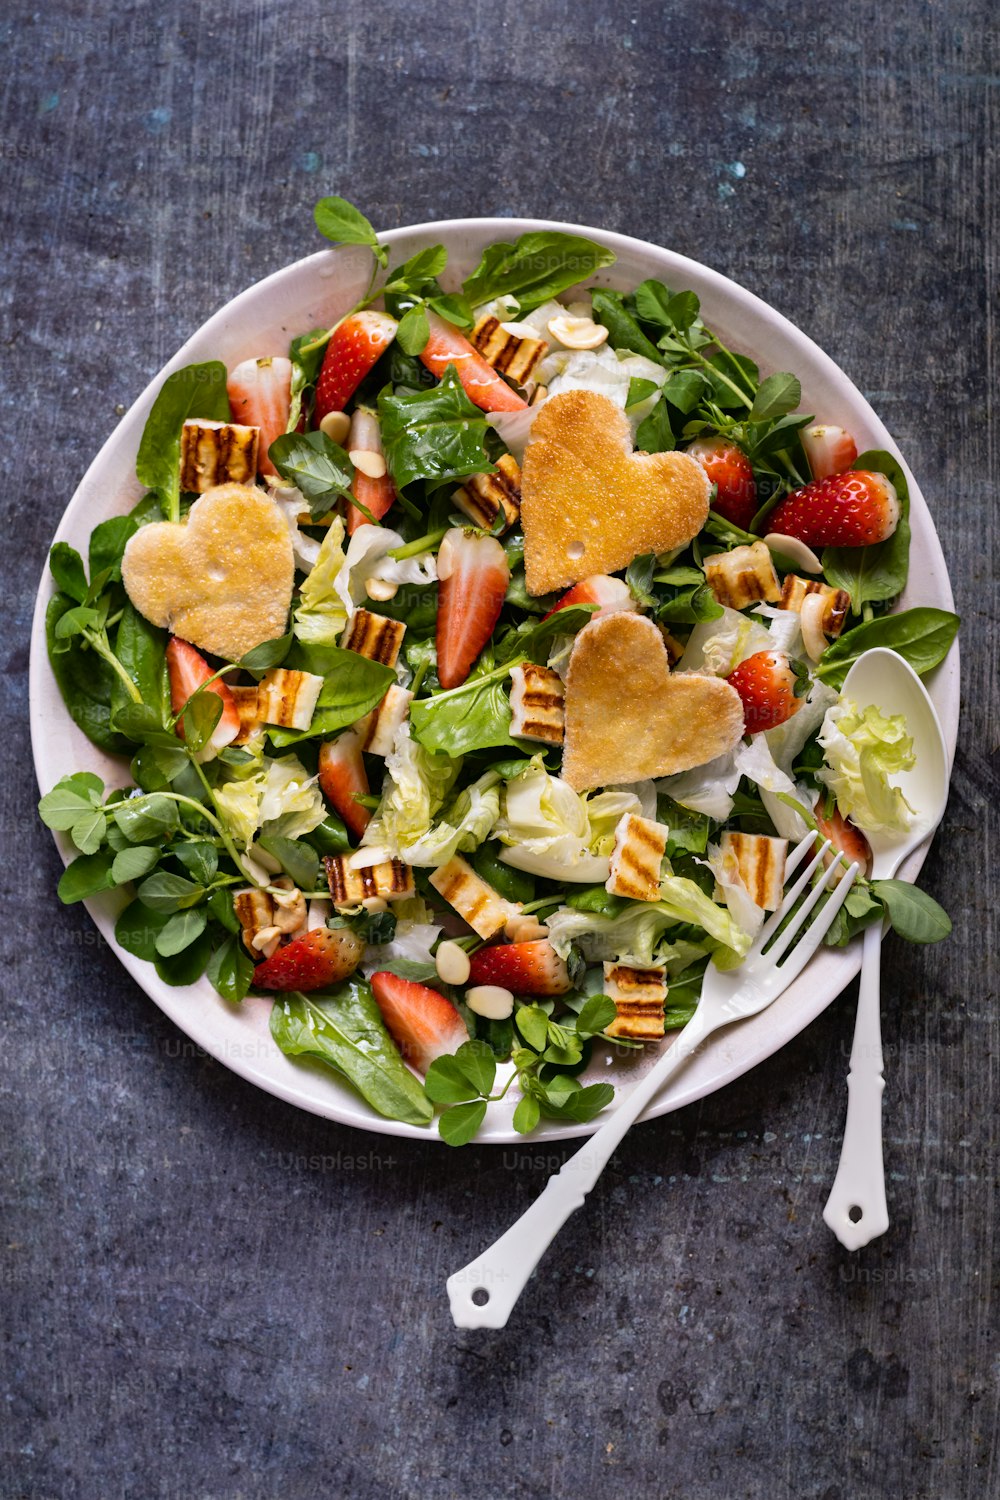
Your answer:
[839,647,949,879]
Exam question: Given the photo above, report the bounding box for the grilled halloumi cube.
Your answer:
[230,685,264,745]
[428,856,521,940]
[453,455,522,533]
[778,575,850,637]
[603,962,667,1041]
[703,541,781,609]
[341,608,406,668]
[509,663,565,744]
[360,684,413,757]
[179,420,259,492]
[471,315,546,385]
[324,855,415,910]
[233,887,277,956]
[719,831,788,911]
[257,668,324,732]
[606,814,668,902]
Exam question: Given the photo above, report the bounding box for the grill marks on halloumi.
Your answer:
[453,455,522,533]
[470,315,547,386]
[719,832,788,912]
[256,667,324,731]
[180,420,259,492]
[603,962,667,1040]
[606,814,668,902]
[324,855,415,908]
[509,663,565,744]
[341,608,406,667]
[703,541,781,610]
[778,574,850,637]
[428,856,520,940]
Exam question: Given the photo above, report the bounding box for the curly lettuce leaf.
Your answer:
[817,698,916,835]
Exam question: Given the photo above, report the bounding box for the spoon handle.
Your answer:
[823,922,890,1249]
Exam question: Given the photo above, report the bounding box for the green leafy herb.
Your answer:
[268,431,355,521]
[269,984,434,1126]
[313,197,385,263]
[463,232,616,314]
[379,365,495,489]
[410,661,519,756]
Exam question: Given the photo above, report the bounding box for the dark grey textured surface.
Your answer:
[2,2,997,1497]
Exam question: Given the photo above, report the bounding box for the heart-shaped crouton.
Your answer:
[520,390,711,595]
[562,612,745,790]
[121,483,294,661]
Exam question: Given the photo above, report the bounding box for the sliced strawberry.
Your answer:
[766,471,898,548]
[420,311,527,412]
[542,574,637,621]
[254,927,364,992]
[725,650,809,734]
[801,424,858,481]
[814,796,871,876]
[318,730,371,841]
[227,357,293,476]
[346,408,396,534]
[468,940,571,996]
[686,436,757,530]
[370,971,469,1073]
[165,636,240,758]
[435,529,510,690]
[315,311,398,422]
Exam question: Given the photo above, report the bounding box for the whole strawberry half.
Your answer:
[253,928,365,992]
[766,471,898,548]
[467,939,571,997]
[315,311,398,422]
[686,436,757,530]
[369,971,469,1073]
[726,650,810,734]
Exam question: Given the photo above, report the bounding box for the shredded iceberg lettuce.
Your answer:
[214,754,326,848]
[494,762,643,882]
[293,517,348,645]
[358,728,499,867]
[546,871,753,968]
[334,524,437,618]
[818,698,916,835]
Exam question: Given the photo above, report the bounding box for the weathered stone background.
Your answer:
[1,2,996,1496]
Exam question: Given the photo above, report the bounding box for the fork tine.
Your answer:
[767,861,859,981]
[751,837,832,953]
[764,849,851,965]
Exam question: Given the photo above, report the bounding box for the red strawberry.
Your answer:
[435,529,510,690]
[814,796,871,876]
[315,311,398,422]
[725,650,809,734]
[686,436,757,529]
[542,574,636,621]
[346,407,396,534]
[766,471,898,548]
[165,637,240,758]
[227,356,293,476]
[370,971,469,1073]
[468,940,571,996]
[420,311,527,412]
[800,424,858,481]
[253,928,365,992]
[318,730,371,841]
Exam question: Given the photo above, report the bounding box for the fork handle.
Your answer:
[823,923,890,1250]
[446,1008,716,1329]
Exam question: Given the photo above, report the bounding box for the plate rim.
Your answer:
[29,215,959,1144]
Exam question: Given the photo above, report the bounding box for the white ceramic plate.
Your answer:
[29,219,958,1143]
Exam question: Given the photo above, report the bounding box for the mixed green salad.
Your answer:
[39,197,957,1143]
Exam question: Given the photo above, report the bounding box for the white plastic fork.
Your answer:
[447,832,859,1329]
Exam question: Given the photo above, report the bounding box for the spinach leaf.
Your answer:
[88,516,139,593]
[494,604,596,665]
[207,934,255,1003]
[269,984,434,1126]
[49,543,88,603]
[872,880,952,943]
[268,431,355,521]
[815,608,959,689]
[135,362,230,521]
[462,231,616,314]
[288,329,328,430]
[635,394,675,453]
[410,662,519,756]
[379,366,495,489]
[823,450,912,613]
[45,593,130,754]
[268,645,395,746]
[111,603,168,725]
[657,583,723,624]
[471,844,535,903]
[590,288,663,362]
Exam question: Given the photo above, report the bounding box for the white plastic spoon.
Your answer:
[822,647,949,1250]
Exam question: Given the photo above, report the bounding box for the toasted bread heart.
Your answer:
[562,612,745,790]
[121,482,294,661]
[520,390,711,595]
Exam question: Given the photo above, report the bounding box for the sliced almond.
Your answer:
[764,532,824,574]
[320,410,351,445]
[799,592,830,661]
[350,449,387,479]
